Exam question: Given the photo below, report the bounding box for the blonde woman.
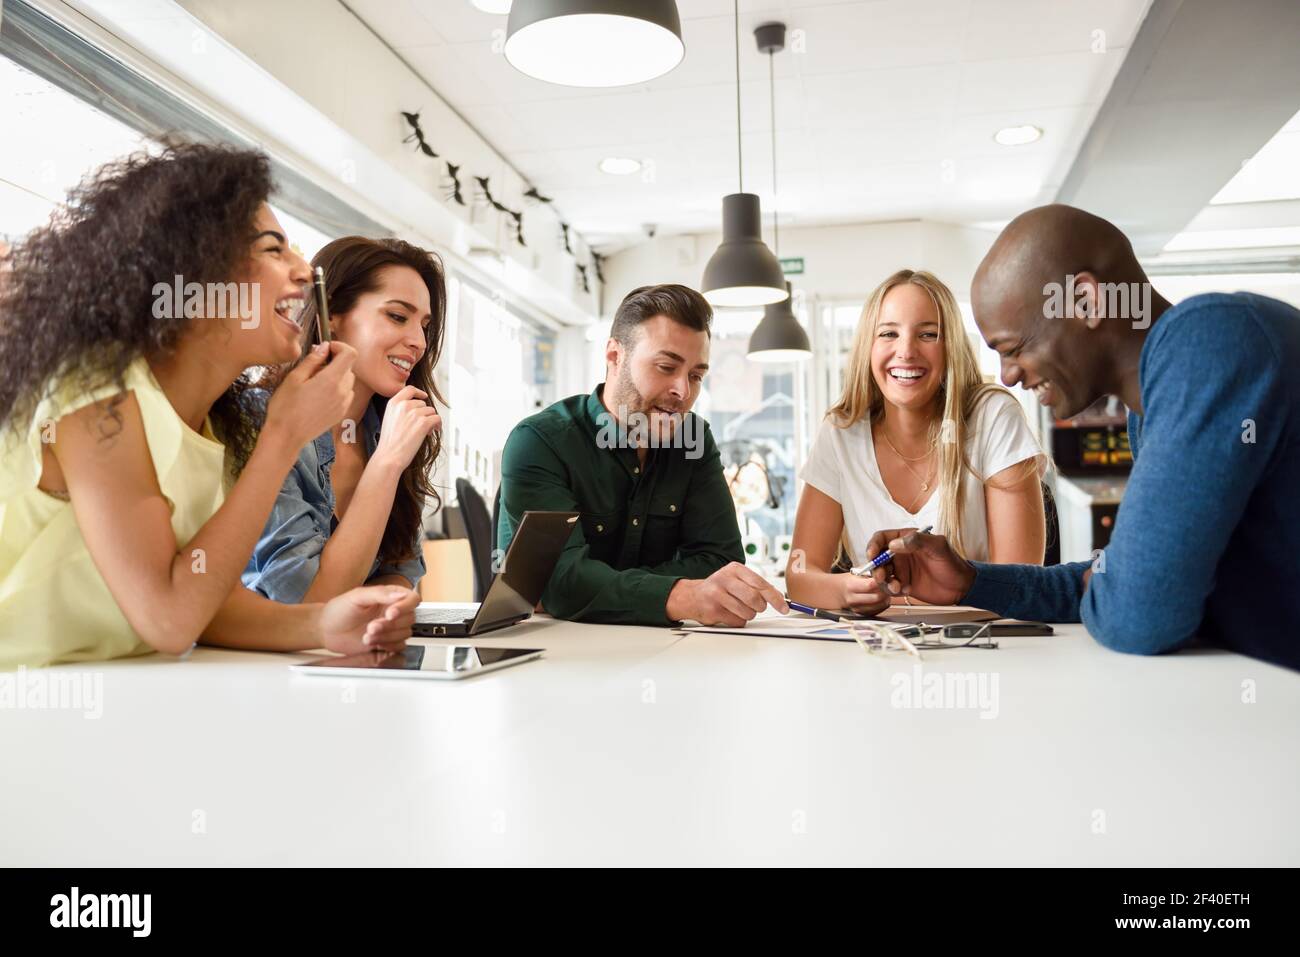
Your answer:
[787,269,1045,614]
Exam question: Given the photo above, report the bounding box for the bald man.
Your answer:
[863,204,1300,670]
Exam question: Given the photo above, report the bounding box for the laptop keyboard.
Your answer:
[415,604,478,624]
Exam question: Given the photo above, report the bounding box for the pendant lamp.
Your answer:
[746,22,810,362]
[504,0,684,88]
[701,2,788,307]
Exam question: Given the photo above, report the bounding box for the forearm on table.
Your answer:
[785,566,844,608]
[962,560,1089,622]
[643,549,734,582]
[200,585,324,651]
[544,558,678,625]
[302,459,402,602]
[144,430,301,648]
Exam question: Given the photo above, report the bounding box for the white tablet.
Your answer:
[291,644,543,680]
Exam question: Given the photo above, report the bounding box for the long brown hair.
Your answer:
[828,268,1035,559]
[263,236,448,564]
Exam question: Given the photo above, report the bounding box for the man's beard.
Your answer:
[609,365,683,444]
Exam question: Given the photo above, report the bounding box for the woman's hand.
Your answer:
[319,585,420,656]
[263,341,357,452]
[372,385,441,473]
[839,571,891,615]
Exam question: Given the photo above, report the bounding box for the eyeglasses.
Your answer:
[845,621,999,660]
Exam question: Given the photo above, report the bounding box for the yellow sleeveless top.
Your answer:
[0,358,227,669]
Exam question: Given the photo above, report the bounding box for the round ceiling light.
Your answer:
[598,156,642,175]
[994,124,1043,146]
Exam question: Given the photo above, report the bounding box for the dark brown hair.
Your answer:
[610,283,712,346]
[0,143,273,464]
[263,236,448,565]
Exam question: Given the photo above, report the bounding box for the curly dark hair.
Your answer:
[259,236,449,564]
[0,142,274,464]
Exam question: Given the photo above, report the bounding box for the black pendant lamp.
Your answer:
[701,3,788,308]
[747,22,810,362]
[504,0,685,88]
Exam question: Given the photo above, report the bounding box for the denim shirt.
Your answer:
[242,397,426,603]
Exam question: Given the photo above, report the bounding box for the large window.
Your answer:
[700,303,813,559]
[0,55,151,243]
[443,278,557,508]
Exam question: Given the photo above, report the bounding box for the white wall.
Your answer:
[604,219,1001,309]
[602,218,1051,442]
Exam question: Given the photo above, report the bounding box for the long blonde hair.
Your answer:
[827,269,1031,559]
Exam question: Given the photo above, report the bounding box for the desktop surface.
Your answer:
[3,615,1296,866]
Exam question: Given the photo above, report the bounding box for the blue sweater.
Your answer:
[963,292,1300,669]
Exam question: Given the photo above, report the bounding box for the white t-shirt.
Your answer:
[799,391,1044,564]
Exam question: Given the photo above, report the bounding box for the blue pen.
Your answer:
[786,600,845,623]
[851,525,933,576]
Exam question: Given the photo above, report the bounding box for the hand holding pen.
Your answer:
[850,525,933,576]
[859,526,976,606]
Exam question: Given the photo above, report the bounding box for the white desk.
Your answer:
[3,616,1297,866]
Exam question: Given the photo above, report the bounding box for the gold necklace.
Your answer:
[880,427,936,492]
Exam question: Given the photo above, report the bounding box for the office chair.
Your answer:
[1043,481,1061,567]
[455,477,493,602]
[491,485,502,553]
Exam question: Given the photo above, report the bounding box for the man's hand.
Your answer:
[319,585,420,655]
[666,562,790,626]
[864,528,976,605]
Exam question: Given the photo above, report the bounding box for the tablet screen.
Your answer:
[296,645,541,675]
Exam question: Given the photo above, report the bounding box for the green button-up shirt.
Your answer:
[497,384,743,625]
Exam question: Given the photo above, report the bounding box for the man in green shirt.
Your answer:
[498,283,788,627]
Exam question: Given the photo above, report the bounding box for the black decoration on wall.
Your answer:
[474,176,528,246]
[591,251,606,284]
[401,111,438,157]
[443,162,466,206]
[576,263,590,294]
[473,176,509,213]
[399,112,578,261]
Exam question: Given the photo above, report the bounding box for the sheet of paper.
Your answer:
[677,619,857,640]
[676,605,997,640]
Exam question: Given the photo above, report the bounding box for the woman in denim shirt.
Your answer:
[243,237,447,603]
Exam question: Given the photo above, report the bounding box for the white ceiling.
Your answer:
[346,0,1153,251]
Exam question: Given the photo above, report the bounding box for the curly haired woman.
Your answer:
[0,143,418,669]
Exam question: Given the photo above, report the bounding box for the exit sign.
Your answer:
[779,257,804,275]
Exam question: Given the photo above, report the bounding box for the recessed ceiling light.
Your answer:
[994,125,1043,146]
[470,0,513,14]
[599,156,642,175]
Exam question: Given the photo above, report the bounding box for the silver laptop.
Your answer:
[413,510,578,637]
